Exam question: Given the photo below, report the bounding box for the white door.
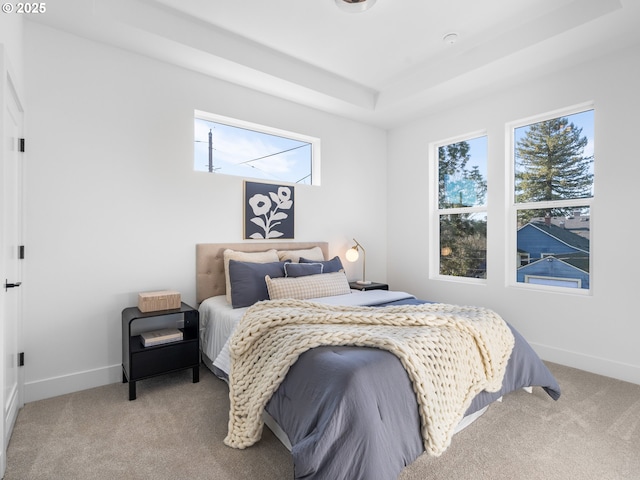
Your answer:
[0,49,24,478]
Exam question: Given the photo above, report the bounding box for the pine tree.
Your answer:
[515,117,593,206]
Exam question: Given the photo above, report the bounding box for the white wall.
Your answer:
[0,12,23,85]
[387,45,640,385]
[22,22,388,402]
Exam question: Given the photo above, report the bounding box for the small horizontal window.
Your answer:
[194,111,319,185]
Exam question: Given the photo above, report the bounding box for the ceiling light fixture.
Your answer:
[335,0,377,13]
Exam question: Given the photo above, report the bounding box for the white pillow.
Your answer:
[265,272,351,300]
[277,246,324,263]
[223,249,279,303]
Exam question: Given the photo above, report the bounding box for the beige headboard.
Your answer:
[196,242,329,304]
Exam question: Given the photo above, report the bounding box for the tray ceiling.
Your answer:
[30,0,640,128]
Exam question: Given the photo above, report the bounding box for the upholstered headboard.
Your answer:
[196,242,329,304]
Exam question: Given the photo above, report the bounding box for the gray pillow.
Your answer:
[300,255,344,273]
[228,260,288,308]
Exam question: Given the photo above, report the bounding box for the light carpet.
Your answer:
[4,362,639,480]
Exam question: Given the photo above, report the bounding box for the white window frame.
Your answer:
[429,130,488,283]
[506,102,594,295]
[194,110,321,185]
[524,275,581,289]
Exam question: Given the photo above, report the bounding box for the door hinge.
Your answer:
[18,352,25,367]
[19,138,25,153]
[19,245,25,259]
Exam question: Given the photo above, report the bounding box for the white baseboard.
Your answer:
[530,342,640,385]
[24,364,122,403]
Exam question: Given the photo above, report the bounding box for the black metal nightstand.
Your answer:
[122,302,199,400]
[349,281,389,291]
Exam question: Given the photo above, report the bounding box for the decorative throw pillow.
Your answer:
[223,249,279,303]
[284,262,323,278]
[277,246,325,263]
[228,260,288,308]
[300,255,344,273]
[265,271,351,300]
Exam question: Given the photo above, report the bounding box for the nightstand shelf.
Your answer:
[349,281,389,291]
[122,302,199,400]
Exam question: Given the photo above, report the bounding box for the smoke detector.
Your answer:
[443,32,459,45]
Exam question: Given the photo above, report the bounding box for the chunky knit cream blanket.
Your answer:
[224,299,515,456]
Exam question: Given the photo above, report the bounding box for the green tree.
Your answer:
[438,141,487,207]
[440,214,487,278]
[438,140,488,278]
[515,116,593,224]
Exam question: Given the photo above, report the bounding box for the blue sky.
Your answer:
[194,117,312,184]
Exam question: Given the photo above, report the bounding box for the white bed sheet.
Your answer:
[198,295,247,369]
[199,289,416,376]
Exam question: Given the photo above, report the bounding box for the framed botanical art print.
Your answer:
[244,181,295,239]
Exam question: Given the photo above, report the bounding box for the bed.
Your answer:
[196,242,560,480]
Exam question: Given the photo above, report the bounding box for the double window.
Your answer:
[433,105,594,293]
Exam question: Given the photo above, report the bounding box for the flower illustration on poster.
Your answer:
[244,181,295,239]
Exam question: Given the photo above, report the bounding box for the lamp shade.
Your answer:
[345,247,360,262]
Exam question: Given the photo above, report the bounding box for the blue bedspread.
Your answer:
[264,298,560,480]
